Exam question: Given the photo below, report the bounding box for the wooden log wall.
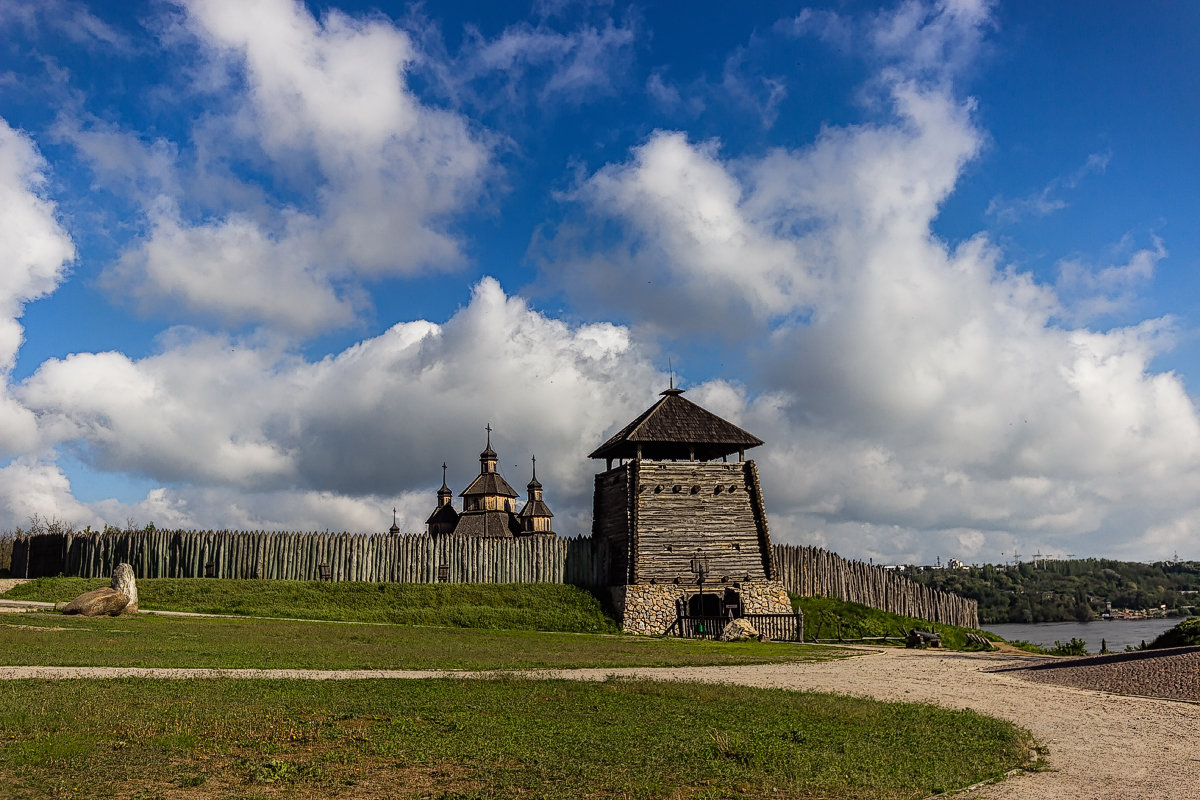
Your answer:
[772,544,979,629]
[14,530,605,586]
[592,466,633,585]
[10,531,977,628]
[632,461,768,583]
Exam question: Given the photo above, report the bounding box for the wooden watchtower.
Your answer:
[589,387,791,634]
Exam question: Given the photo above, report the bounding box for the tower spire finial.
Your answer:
[392,506,397,525]
[485,423,492,448]
[669,357,674,390]
[442,462,448,484]
[531,454,537,482]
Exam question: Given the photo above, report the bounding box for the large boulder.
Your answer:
[111,563,138,613]
[720,618,759,642]
[62,587,130,616]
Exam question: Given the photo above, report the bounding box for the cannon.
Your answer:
[906,629,941,648]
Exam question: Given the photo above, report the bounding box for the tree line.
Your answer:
[903,558,1200,624]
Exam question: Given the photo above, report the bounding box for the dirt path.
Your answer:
[3,647,1195,798]
[0,579,29,595]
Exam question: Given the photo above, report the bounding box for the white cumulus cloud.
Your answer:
[97,0,493,335]
[537,0,1200,562]
[0,118,75,458]
[14,278,662,534]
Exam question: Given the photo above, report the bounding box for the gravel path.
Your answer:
[994,646,1200,703]
[2,646,1197,798]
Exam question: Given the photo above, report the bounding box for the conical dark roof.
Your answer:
[589,388,764,462]
[425,502,460,527]
[527,455,542,490]
[460,472,519,498]
[518,499,553,519]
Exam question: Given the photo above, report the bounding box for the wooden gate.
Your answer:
[670,612,803,642]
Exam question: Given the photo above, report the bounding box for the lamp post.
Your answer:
[690,552,708,628]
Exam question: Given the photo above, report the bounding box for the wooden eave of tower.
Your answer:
[588,388,764,467]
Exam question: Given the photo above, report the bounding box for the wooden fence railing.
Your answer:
[669,613,804,642]
[9,530,977,628]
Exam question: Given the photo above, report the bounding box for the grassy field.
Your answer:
[0,579,1040,797]
[4,577,619,633]
[0,611,850,670]
[793,595,998,650]
[0,677,1035,800]
[9,579,1002,650]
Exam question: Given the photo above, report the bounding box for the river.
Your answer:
[982,618,1184,653]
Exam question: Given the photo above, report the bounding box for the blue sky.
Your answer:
[2,0,1199,565]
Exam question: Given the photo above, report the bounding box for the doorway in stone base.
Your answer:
[687,592,722,617]
[722,587,743,617]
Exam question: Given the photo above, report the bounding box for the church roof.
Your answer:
[527,455,542,490]
[425,503,459,527]
[453,509,520,538]
[518,499,554,519]
[588,388,764,462]
[460,472,519,498]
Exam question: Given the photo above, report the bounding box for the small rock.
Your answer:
[62,587,130,617]
[720,618,759,642]
[111,563,138,613]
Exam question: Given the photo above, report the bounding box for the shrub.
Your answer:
[1048,637,1087,656]
[1147,616,1200,649]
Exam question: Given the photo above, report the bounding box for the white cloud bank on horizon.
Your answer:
[13,278,661,535]
[0,0,1197,566]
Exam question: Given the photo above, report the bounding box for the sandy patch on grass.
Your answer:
[3,624,72,631]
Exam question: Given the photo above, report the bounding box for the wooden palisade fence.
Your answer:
[10,530,978,628]
[771,544,978,629]
[11,530,604,587]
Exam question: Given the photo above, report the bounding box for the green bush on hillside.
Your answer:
[1047,637,1087,656]
[1147,616,1200,649]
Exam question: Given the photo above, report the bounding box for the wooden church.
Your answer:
[590,387,792,634]
[425,427,554,539]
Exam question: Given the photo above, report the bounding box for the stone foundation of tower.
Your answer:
[610,580,792,635]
